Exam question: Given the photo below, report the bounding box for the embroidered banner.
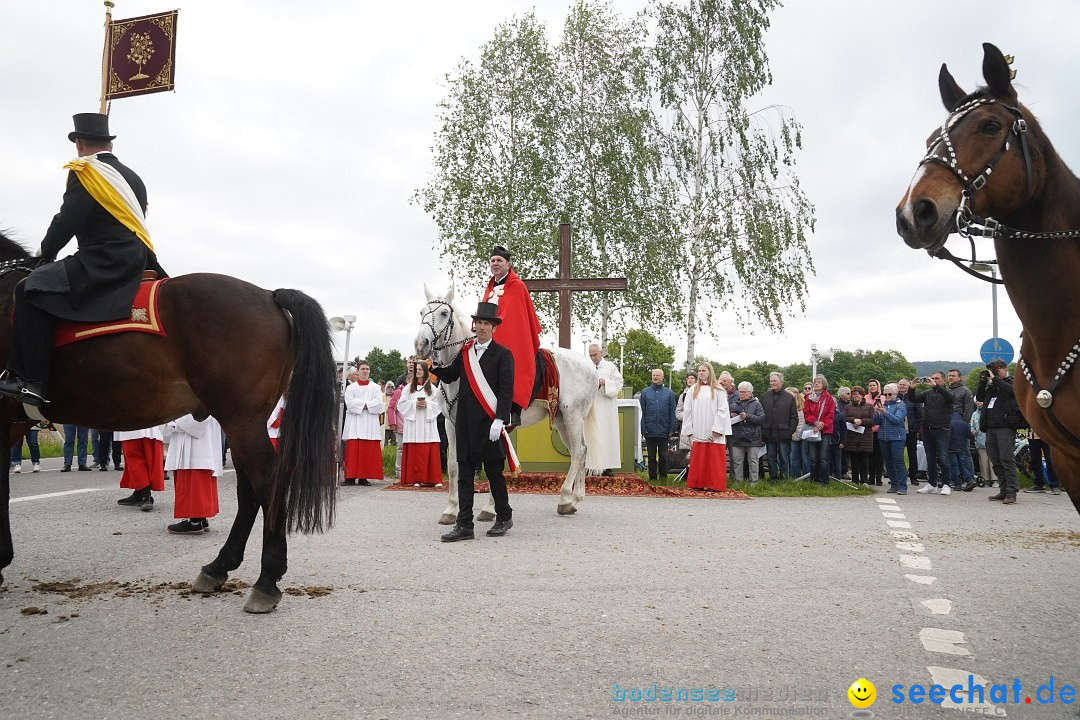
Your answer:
[105,10,179,101]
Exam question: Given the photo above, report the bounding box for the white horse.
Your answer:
[414,285,597,524]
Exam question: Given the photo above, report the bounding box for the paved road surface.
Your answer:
[2,459,1077,719]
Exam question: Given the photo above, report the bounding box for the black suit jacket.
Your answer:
[433,340,515,464]
[25,153,167,322]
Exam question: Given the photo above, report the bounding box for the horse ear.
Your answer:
[938,63,967,111]
[981,42,1016,101]
[446,284,455,303]
[423,283,433,302]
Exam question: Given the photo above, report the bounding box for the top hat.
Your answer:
[490,245,511,262]
[471,302,502,325]
[68,113,116,143]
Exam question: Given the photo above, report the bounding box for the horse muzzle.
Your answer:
[896,198,953,252]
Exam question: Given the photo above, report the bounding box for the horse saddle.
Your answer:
[54,275,168,347]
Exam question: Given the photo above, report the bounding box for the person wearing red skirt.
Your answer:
[115,425,165,511]
[342,362,385,485]
[397,362,444,487]
[680,362,733,492]
[165,414,223,534]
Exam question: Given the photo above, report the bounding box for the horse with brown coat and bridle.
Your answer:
[0,231,338,611]
[895,42,1080,515]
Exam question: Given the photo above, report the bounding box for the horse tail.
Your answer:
[270,288,338,534]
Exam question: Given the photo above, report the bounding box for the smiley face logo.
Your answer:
[848,678,876,708]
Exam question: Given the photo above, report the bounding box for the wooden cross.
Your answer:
[524,223,627,348]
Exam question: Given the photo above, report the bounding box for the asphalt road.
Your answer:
[1,458,1077,719]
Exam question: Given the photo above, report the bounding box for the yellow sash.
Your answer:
[64,156,154,253]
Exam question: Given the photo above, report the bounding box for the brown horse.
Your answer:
[895,42,1080,515]
[0,231,338,611]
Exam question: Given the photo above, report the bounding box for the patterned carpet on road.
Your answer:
[382,472,749,499]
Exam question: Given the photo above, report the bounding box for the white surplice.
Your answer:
[584,358,623,470]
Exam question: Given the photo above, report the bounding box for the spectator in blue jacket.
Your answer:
[875,383,909,494]
[639,369,676,481]
[948,411,973,490]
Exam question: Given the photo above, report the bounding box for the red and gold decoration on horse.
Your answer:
[105,10,179,101]
[54,279,168,347]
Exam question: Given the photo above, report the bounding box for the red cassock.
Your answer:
[483,269,542,410]
[344,439,383,480]
[120,438,165,492]
[400,442,442,486]
[686,442,727,492]
[173,469,219,518]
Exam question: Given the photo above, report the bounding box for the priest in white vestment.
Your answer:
[584,344,623,474]
[680,362,733,491]
[342,363,386,485]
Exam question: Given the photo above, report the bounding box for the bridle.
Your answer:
[420,300,474,357]
[419,299,474,418]
[919,96,1080,443]
[918,95,1080,284]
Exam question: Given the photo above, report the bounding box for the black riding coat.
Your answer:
[433,340,515,464]
[25,153,165,322]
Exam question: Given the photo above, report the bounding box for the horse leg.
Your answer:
[553,413,584,515]
[0,419,12,586]
[236,431,287,613]
[440,425,459,525]
[476,492,497,522]
[192,464,260,593]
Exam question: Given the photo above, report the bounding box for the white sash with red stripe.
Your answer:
[461,341,520,475]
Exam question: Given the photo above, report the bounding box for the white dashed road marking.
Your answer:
[900,554,932,569]
[921,598,952,615]
[919,627,972,656]
[905,574,936,585]
[11,488,105,503]
[927,667,1006,716]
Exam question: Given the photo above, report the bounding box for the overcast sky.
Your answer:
[2,1,1077,370]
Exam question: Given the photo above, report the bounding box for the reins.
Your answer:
[421,299,475,418]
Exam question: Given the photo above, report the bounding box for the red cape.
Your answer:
[483,269,542,408]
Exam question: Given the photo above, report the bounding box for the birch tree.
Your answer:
[653,0,815,363]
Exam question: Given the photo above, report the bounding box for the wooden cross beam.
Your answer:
[524,223,627,349]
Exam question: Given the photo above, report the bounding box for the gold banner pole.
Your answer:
[98,0,115,113]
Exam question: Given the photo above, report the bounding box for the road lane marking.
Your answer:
[919,628,971,656]
[900,554,932,569]
[905,574,936,585]
[11,488,105,503]
[926,667,1005,716]
[887,519,912,528]
[921,598,952,615]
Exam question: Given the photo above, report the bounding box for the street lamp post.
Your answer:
[618,336,626,375]
[581,335,589,356]
[810,343,834,380]
[970,262,999,338]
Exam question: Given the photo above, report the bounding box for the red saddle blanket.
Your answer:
[54,279,168,347]
[534,348,560,424]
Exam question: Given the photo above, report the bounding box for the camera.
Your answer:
[914,376,930,384]
[980,369,992,380]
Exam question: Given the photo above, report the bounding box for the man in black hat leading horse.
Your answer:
[431,302,515,542]
[0,113,166,406]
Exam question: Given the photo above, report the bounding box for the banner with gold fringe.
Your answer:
[105,10,178,101]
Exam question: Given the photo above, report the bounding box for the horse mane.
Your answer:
[0,230,31,262]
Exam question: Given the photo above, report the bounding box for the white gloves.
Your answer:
[489,418,505,442]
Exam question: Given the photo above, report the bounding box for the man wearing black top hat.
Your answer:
[431,302,515,542]
[0,113,166,406]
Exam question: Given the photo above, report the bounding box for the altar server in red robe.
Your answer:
[165,414,223,534]
[680,362,733,492]
[115,425,165,511]
[397,362,443,487]
[342,361,385,485]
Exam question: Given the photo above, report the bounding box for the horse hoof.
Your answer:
[243,587,281,614]
[192,569,227,594]
[476,510,496,522]
[557,503,577,515]
[438,513,457,526]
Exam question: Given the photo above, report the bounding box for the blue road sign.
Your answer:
[980,337,1014,365]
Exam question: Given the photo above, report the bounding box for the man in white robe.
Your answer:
[584,343,623,474]
[342,362,386,485]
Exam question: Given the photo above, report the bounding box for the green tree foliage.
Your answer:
[416,13,560,316]
[359,347,406,384]
[653,0,816,363]
[694,349,917,397]
[606,328,674,395]
[556,1,670,346]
